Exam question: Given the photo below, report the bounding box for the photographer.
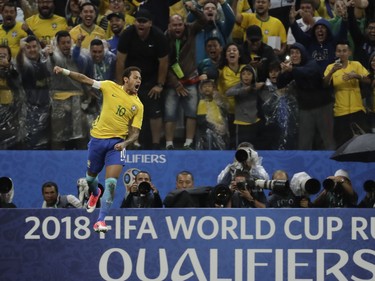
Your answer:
[217,142,269,187]
[357,180,375,208]
[231,170,266,208]
[120,171,163,208]
[267,170,317,208]
[41,181,82,208]
[313,169,358,208]
[267,170,298,208]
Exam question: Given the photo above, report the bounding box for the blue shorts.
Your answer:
[164,84,198,121]
[87,137,126,174]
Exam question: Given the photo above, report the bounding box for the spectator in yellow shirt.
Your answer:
[69,2,106,49]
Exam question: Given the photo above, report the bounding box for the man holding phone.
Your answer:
[242,25,279,82]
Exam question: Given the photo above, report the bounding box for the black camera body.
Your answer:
[237,181,252,191]
[237,179,256,191]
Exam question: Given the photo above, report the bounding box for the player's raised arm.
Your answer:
[53,66,96,87]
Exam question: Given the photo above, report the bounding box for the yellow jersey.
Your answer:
[69,24,107,49]
[316,0,336,20]
[0,22,28,58]
[232,0,251,42]
[218,64,246,114]
[240,13,287,46]
[324,61,369,117]
[91,80,144,139]
[26,14,68,43]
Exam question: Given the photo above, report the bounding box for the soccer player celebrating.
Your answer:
[53,65,144,233]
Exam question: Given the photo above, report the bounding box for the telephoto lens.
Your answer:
[0,177,13,194]
[364,180,375,193]
[323,179,335,191]
[138,182,151,195]
[235,148,251,162]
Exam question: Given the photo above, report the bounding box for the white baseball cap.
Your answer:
[334,169,350,180]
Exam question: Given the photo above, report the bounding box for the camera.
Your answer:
[237,179,255,191]
[363,180,375,193]
[137,181,151,196]
[210,184,232,208]
[236,181,247,190]
[255,179,289,195]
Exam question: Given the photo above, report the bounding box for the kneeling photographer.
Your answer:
[230,170,266,208]
[120,171,163,208]
[313,169,358,208]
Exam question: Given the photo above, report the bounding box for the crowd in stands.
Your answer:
[1,0,375,151]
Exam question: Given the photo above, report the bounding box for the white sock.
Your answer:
[184,139,193,146]
[166,141,174,147]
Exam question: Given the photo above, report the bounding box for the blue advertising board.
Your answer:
[0,209,374,281]
[0,150,374,208]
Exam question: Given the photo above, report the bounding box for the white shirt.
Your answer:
[287,16,322,45]
[270,0,294,9]
[0,7,25,23]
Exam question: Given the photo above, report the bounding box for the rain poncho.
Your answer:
[0,63,25,149]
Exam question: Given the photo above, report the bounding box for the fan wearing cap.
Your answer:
[313,169,358,208]
[233,0,287,58]
[96,0,135,40]
[106,12,127,54]
[116,8,169,149]
[242,25,278,83]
